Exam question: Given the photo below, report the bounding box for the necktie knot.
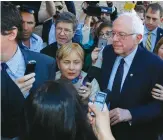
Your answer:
[119,58,125,66]
[148,31,151,35]
[1,63,8,71]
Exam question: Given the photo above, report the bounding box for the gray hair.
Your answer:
[117,10,144,43]
[55,12,78,32]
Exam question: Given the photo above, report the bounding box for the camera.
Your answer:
[85,1,99,6]
[84,5,115,17]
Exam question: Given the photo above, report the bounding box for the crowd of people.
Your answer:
[1,1,163,140]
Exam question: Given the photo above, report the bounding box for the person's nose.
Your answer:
[60,29,65,35]
[69,63,75,70]
[149,18,153,24]
[113,33,118,41]
[23,22,28,31]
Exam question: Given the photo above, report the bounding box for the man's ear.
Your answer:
[161,17,163,23]
[136,34,143,43]
[8,27,18,41]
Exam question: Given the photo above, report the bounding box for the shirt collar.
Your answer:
[116,47,138,67]
[31,33,38,41]
[124,47,138,67]
[6,46,23,75]
[144,25,157,35]
[22,33,38,49]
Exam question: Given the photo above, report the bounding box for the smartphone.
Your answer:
[98,38,107,50]
[24,60,36,75]
[90,91,107,116]
[82,74,94,86]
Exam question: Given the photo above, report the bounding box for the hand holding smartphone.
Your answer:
[98,38,107,51]
[90,91,107,116]
[82,74,94,86]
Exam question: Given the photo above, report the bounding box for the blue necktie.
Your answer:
[112,58,125,94]
[1,63,8,71]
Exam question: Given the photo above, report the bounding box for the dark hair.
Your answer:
[1,1,22,41]
[134,5,145,17]
[55,12,78,32]
[21,79,96,140]
[19,5,35,15]
[154,37,163,54]
[146,3,163,17]
[96,21,112,37]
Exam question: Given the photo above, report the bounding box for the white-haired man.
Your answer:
[92,11,163,140]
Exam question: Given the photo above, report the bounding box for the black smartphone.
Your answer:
[82,75,94,86]
[24,60,36,75]
[90,91,107,116]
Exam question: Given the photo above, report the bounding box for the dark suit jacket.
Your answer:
[1,48,56,138]
[40,42,58,59]
[140,27,163,52]
[21,48,56,91]
[101,45,163,140]
[1,70,25,138]
[155,27,163,47]
[40,42,59,71]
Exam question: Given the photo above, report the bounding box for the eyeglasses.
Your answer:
[111,31,137,40]
[56,27,73,35]
[99,31,112,38]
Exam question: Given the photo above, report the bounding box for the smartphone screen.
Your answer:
[25,60,36,75]
[98,38,107,50]
[90,91,107,116]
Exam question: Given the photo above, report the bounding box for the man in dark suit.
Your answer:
[41,12,78,71]
[93,11,163,140]
[1,2,56,139]
[42,5,81,46]
[142,3,163,52]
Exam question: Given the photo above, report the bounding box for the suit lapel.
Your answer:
[155,27,163,47]
[101,46,117,90]
[20,48,31,65]
[121,46,145,94]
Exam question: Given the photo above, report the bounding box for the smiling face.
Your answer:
[57,50,83,80]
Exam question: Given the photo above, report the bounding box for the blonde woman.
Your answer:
[56,43,100,103]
